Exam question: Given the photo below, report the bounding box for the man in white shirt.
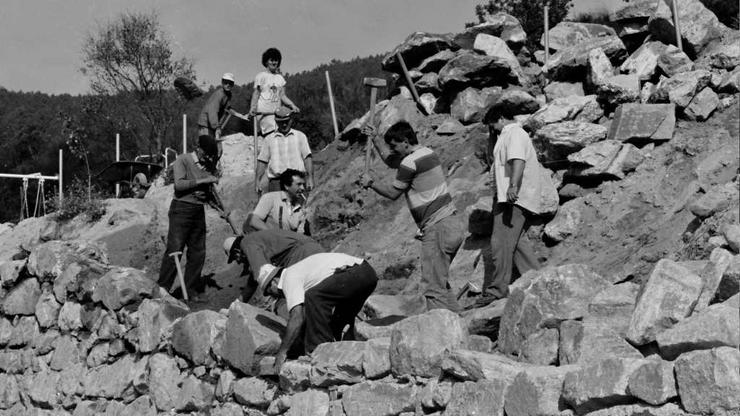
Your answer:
[256,253,378,372]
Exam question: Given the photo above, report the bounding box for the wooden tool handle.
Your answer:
[395,52,426,115]
[364,88,378,173]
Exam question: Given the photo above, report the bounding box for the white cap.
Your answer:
[222,73,235,83]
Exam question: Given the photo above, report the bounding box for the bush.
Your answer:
[49,178,107,222]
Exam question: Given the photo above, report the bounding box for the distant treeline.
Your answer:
[0,54,391,222]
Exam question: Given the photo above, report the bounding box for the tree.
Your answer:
[81,11,194,157]
[473,0,573,50]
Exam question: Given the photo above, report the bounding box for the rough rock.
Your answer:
[545,36,627,81]
[375,95,425,140]
[454,12,526,51]
[416,49,457,73]
[588,282,640,333]
[57,301,83,332]
[435,117,464,135]
[445,380,507,416]
[657,45,694,76]
[562,357,647,414]
[461,297,506,339]
[175,375,215,412]
[50,335,81,370]
[389,309,467,377]
[689,181,739,218]
[534,121,608,160]
[415,73,439,94]
[597,74,641,107]
[438,50,525,89]
[650,69,712,108]
[721,223,740,253]
[0,374,20,409]
[309,341,365,386]
[27,239,108,281]
[588,47,614,87]
[7,316,38,348]
[341,382,415,416]
[684,87,719,121]
[619,41,669,80]
[715,256,740,302]
[543,22,617,52]
[499,264,611,356]
[279,358,312,393]
[674,347,740,415]
[648,0,728,57]
[0,260,25,287]
[91,267,157,311]
[450,86,500,124]
[82,354,144,400]
[0,318,10,347]
[2,277,41,315]
[215,369,235,401]
[544,82,584,101]
[473,33,524,81]
[695,247,734,310]
[505,366,577,416]
[559,318,643,365]
[719,66,740,93]
[656,300,739,359]
[524,95,603,131]
[420,379,452,410]
[441,349,525,384]
[134,298,188,353]
[232,377,275,408]
[34,291,61,328]
[171,309,226,366]
[627,358,677,405]
[27,370,61,408]
[214,301,283,375]
[585,403,691,416]
[491,88,540,117]
[544,198,581,243]
[382,32,458,73]
[418,92,437,115]
[520,327,559,365]
[626,259,704,345]
[607,103,676,143]
[148,353,183,411]
[568,141,643,180]
[363,337,391,379]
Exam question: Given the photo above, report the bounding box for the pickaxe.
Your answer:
[363,77,387,173]
[168,251,189,301]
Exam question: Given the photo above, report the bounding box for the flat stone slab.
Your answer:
[607,103,675,143]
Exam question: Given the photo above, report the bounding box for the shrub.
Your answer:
[49,178,107,223]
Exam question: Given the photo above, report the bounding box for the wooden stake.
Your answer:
[182,114,187,154]
[58,149,63,207]
[672,0,683,51]
[115,133,120,198]
[253,117,259,191]
[544,2,550,76]
[325,71,339,137]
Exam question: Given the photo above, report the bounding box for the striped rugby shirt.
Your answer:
[392,146,456,230]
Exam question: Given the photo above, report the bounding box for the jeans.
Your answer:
[485,203,540,299]
[157,199,207,293]
[421,215,465,312]
[303,261,377,353]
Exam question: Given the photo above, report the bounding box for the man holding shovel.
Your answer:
[198,73,234,140]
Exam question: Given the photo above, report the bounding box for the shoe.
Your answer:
[464,294,501,310]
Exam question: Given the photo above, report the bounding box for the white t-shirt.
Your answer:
[254,71,286,111]
[278,253,363,311]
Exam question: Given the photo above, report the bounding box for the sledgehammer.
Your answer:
[363,77,387,173]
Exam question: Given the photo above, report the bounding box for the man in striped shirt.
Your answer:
[360,122,464,312]
[255,107,314,194]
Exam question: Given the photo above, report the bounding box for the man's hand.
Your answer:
[215,128,222,140]
[291,105,300,114]
[306,177,314,192]
[198,176,219,185]
[361,124,376,137]
[506,185,519,203]
[273,351,287,375]
[255,182,262,196]
[359,173,374,189]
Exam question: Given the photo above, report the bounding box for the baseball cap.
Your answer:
[222,73,235,83]
[274,107,292,122]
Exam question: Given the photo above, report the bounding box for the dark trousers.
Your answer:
[303,261,378,353]
[158,199,207,293]
[484,203,540,299]
[421,215,464,312]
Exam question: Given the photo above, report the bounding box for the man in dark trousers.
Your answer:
[256,252,378,373]
[158,135,221,298]
[198,73,234,139]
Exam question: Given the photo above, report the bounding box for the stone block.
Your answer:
[521,327,559,365]
[1,277,41,316]
[505,365,576,416]
[171,309,226,366]
[445,379,507,416]
[91,267,157,311]
[656,300,739,359]
[232,377,276,408]
[627,358,677,405]
[363,337,391,379]
[341,382,415,416]
[309,341,366,386]
[674,347,740,415]
[562,357,647,414]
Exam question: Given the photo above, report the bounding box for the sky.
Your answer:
[0,0,612,95]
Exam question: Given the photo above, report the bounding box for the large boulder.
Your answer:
[438,50,525,90]
[544,36,628,81]
[597,74,641,107]
[135,298,189,353]
[148,353,184,412]
[648,0,729,57]
[445,380,507,416]
[544,198,581,242]
[626,259,704,345]
[698,30,740,70]
[441,349,525,384]
[27,239,108,282]
[609,0,659,46]
[1,277,41,316]
[382,32,459,73]
[674,347,740,415]
[628,358,677,405]
[498,264,611,356]
[719,66,740,93]
[534,121,608,161]
[619,41,671,80]
[309,341,366,386]
[454,12,526,51]
[657,45,694,76]
[567,140,643,180]
[472,34,525,82]
[542,22,617,52]
[171,310,226,366]
[450,87,501,124]
[214,301,284,375]
[588,47,615,87]
[524,95,603,132]
[562,357,648,414]
[650,70,712,108]
[0,216,58,262]
[684,87,719,121]
[607,103,676,144]
[341,382,415,416]
[91,267,158,311]
[415,49,457,73]
[389,309,467,377]
[504,366,575,416]
[543,82,584,101]
[559,318,643,365]
[492,88,540,116]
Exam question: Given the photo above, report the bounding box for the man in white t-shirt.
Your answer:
[477,111,549,307]
[256,253,378,372]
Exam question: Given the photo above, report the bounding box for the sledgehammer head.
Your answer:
[363,77,387,88]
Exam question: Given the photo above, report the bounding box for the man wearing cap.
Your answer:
[249,169,310,235]
[158,135,221,297]
[198,73,234,140]
[257,252,378,372]
[255,107,314,194]
[223,229,324,307]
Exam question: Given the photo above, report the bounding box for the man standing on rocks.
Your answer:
[247,169,310,235]
[255,107,314,194]
[359,121,464,312]
[223,229,324,316]
[158,135,222,298]
[477,110,550,307]
[198,73,234,140]
[257,252,378,372]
